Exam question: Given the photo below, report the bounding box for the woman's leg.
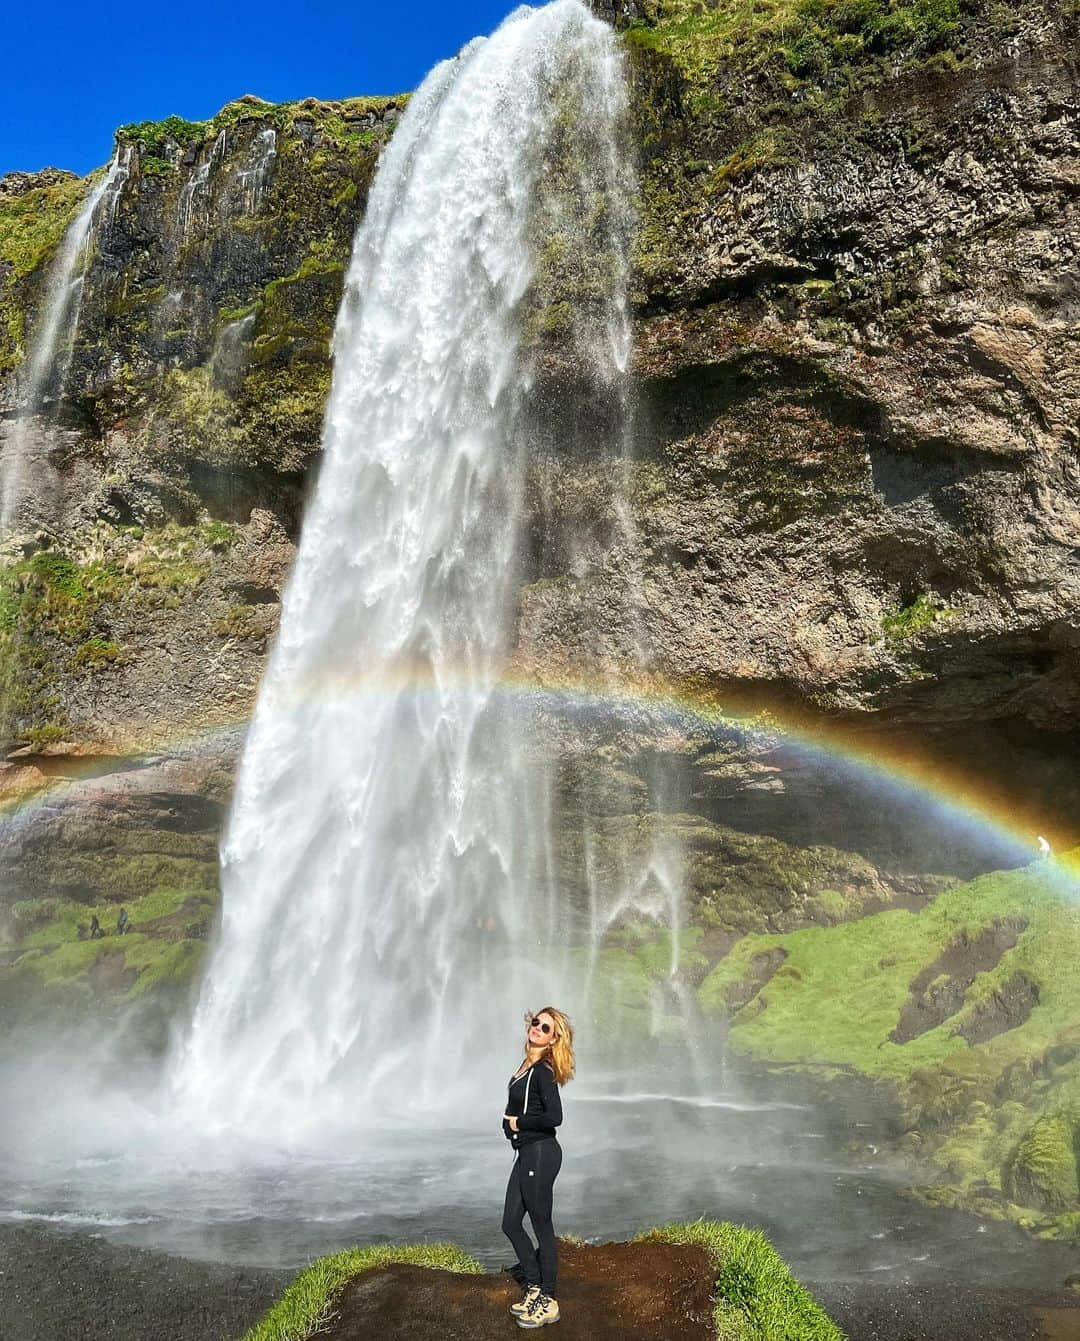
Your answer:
[520,1138,563,1297]
[501,1154,540,1286]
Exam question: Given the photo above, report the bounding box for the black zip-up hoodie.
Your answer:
[503,1057,563,1150]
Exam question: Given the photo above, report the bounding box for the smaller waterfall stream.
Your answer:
[0,149,129,535]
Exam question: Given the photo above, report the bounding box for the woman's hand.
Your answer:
[504,1113,519,1132]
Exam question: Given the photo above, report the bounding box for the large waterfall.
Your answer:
[168,0,637,1142]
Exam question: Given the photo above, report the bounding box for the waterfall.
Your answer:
[0,149,129,535]
[176,128,227,241]
[229,125,277,215]
[167,0,635,1143]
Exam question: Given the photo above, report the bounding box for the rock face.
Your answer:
[0,2,1075,914]
[0,6,1075,759]
[523,1,1080,740]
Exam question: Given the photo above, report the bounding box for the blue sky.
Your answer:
[4,1,518,177]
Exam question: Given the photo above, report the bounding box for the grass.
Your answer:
[117,93,408,160]
[636,1219,845,1340]
[625,0,969,119]
[0,171,91,278]
[0,886,215,1011]
[696,851,1080,1230]
[0,168,99,372]
[239,1242,484,1341]
[699,853,1080,1079]
[0,524,229,742]
[240,1222,842,1341]
[5,886,213,952]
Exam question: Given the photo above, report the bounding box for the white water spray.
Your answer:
[0,148,129,535]
[168,1,634,1143]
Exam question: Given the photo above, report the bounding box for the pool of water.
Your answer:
[1,1084,1073,1294]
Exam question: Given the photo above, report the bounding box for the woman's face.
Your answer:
[527,1011,556,1047]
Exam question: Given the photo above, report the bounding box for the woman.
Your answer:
[502,1005,574,1329]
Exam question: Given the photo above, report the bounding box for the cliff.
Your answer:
[1,0,1078,1236]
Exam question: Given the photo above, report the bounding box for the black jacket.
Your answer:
[503,1057,563,1149]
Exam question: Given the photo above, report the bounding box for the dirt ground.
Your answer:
[327,1238,717,1340]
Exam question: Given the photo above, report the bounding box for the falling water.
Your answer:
[0,149,129,535]
[168,0,636,1143]
[176,128,227,241]
[176,124,276,243]
[229,125,277,215]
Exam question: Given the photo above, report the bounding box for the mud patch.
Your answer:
[1033,1305,1080,1340]
[890,917,1028,1044]
[327,1239,715,1340]
[957,971,1040,1045]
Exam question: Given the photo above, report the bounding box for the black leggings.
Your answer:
[501,1137,563,1295]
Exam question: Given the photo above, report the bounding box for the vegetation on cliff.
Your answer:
[0,522,240,747]
[696,850,1080,1237]
[0,885,214,1033]
[0,169,91,372]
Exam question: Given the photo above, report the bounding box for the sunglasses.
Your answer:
[525,1014,553,1035]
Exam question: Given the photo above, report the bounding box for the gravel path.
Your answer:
[811,1280,1052,1340]
[0,1224,293,1341]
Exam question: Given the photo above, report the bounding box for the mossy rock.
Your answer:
[1003,1114,1080,1213]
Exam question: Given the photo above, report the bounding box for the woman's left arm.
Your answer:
[516,1062,563,1130]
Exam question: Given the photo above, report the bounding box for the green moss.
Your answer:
[121,936,208,1000]
[1004,1114,1080,1212]
[23,722,67,749]
[6,886,212,952]
[635,1220,844,1340]
[201,519,239,550]
[696,852,1080,1225]
[71,636,121,669]
[330,179,358,208]
[212,602,259,640]
[6,897,62,938]
[880,592,954,643]
[117,114,207,155]
[807,888,854,921]
[709,130,800,187]
[117,93,407,169]
[0,523,232,744]
[0,171,90,279]
[623,0,1009,297]
[0,886,216,1025]
[626,0,967,120]
[698,858,1080,1079]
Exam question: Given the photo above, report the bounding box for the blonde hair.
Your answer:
[524,1005,576,1086]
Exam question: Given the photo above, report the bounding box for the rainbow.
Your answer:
[1,662,1077,878]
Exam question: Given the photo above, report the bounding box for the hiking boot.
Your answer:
[509,1284,541,1316]
[516,1290,560,1328]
